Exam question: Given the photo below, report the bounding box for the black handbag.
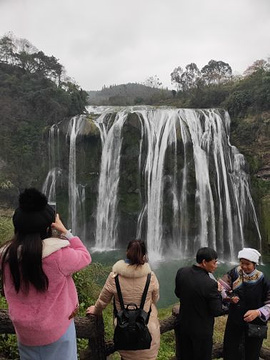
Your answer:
[247,322,268,339]
[239,272,268,339]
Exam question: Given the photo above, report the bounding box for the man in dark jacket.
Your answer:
[175,247,225,360]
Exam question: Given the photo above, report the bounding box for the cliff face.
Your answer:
[0,107,269,257]
[231,111,270,248]
[38,108,264,261]
[0,62,88,207]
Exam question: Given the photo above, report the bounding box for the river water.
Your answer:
[91,250,270,309]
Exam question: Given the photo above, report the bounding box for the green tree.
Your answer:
[201,60,232,85]
[0,36,15,64]
[244,59,270,77]
[180,63,201,91]
[171,63,202,91]
[0,34,65,87]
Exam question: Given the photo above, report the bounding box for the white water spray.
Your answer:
[93,109,128,250]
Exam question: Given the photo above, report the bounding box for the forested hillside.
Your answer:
[0,34,88,204]
[87,82,173,105]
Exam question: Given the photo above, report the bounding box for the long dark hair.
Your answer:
[1,230,50,293]
[126,239,147,266]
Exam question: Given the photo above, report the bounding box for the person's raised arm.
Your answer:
[52,214,91,274]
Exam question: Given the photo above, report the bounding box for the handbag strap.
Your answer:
[114,272,151,310]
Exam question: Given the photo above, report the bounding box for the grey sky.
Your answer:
[0,0,269,90]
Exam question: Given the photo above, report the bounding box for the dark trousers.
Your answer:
[175,326,213,360]
[223,319,263,360]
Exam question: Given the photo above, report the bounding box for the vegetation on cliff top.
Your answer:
[0,34,88,204]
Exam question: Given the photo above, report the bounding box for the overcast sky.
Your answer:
[0,0,269,90]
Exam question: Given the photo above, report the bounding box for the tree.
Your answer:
[0,35,15,64]
[243,59,270,77]
[170,66,183,90]
[201,60,232,85]
[63,81,88,115]
[0,34,64,87]
[144,75,162,88]
[13,36,38,54]
[180,63,201,91]
[171,63,202,91]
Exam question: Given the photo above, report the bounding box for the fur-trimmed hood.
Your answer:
[0,238,70,261]
[94,259,160,359]
[112,259,152,278]
[42,237,70,258]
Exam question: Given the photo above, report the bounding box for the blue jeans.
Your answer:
[18,320,77,360]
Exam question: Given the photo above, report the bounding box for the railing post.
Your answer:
[172,304,180,359]
[79,314,106,360]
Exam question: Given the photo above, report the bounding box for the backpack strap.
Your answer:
[114,272,152,315]
[140,273,151,309]
[115,274,125,310]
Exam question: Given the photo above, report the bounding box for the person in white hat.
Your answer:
[219,248,270,360]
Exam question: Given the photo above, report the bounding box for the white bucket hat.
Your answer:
[238,248,261,265]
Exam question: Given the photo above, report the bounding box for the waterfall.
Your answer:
[178,118,189,254]
[93,109,128,250]
[133,108,261,260]
[180,110,216,252]
[67,115,85,234]
[230,146,262,254]
[42,124,61,205]
[135,109,181,260]
[44,106,261,261]
[42,168,61,204]
[43,115,85,236]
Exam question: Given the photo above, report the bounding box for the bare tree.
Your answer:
[144,75,162,88]
[170,66,183,90]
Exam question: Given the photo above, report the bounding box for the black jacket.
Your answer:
[223,266,270,326]
[175,265,225,337]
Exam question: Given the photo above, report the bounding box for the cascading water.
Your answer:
[178,119,189,254]
[43,115,86,236]
[181,110,216,251]
[93,109,129,250]
[42,124,61,204]
[135,109,182,260]
[43,106,262,262]
[67,115,85,234]
[42,168,61,204]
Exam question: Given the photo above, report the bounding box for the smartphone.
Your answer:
[48,201,56,212]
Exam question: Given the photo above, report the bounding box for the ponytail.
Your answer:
[126,240,147,266]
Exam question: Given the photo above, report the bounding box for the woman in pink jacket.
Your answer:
[1,188,91,360]
[87,239,160,360]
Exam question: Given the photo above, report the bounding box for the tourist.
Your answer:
[1,188,91,360]
[87,239,160,360]
[219,248,270,360]
[174,247,225,360]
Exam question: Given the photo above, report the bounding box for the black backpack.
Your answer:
[113,273,152,351]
